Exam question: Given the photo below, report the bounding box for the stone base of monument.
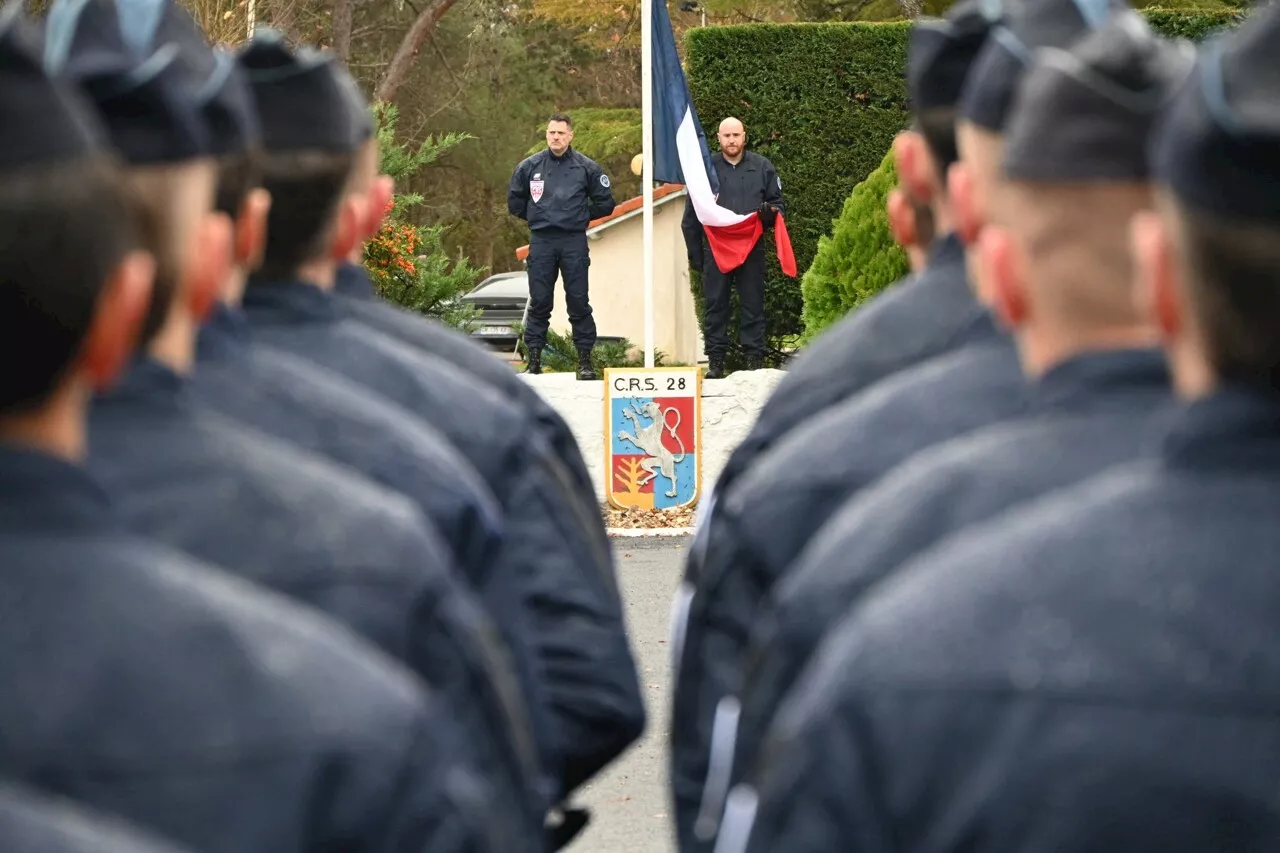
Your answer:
[519,368,786,529]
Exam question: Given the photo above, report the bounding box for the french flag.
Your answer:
[651,0,797,277]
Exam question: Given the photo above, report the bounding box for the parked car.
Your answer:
[460,271,528,351]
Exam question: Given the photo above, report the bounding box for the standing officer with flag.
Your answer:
[508,113,617,380]
[682,117,785,378]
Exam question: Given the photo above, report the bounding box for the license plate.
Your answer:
[474,326,514,336]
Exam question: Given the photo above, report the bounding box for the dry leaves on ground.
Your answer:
[602,504,696,529]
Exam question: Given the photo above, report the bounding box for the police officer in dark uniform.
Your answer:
[508,112,617,380]
[682,117,785,378]
[736,6,1280,848]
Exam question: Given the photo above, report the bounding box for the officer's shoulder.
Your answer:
[572,149,603,169]
[191,411,441,571]
[7,532,430,746]
[746,150,775,169]
[517,150,546,171]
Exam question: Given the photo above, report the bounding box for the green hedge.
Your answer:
[684,8,1243,366]
[801,148,908,339]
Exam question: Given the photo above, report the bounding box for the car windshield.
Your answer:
[466,273,528,300]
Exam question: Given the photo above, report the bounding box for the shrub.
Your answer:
[365,103,484,329]
[801,148,908,339]
[683,10,1244,362]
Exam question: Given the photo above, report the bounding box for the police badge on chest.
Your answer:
[531,173,544,204]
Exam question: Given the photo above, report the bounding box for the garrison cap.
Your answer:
[0,3,103,172]
[112,0,260,156]
[908,0,1003,113]
[43,0,209,164]
[1153,2,1280,221]
[236,30,365,154]
[1004,10,1194,181]
[959,0,1129,132]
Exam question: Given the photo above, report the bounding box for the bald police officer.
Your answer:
[508,113,617,380]
[682,117,785,378]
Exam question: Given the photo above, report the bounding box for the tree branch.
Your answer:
[374,0,463,103]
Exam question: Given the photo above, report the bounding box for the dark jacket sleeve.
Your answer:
[584,157,617,220]
[682,198,705,268]
[762,157,786,214]
[508,157,532,221]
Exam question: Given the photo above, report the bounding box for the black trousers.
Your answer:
[701,239,766,359]
[524,231,596,352]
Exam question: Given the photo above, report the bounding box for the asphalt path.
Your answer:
[565,536,688,853]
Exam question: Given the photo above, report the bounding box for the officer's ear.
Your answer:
[79,250,155,391]
[184,211,234,323]
[948,160,984,247]
[893,131,935,207]
[235,188,272,273]
[363,175,395,241]
[887,187,920,253]
[1131,207,1182,343]
[330,193,366,262]
[979,222,1027,327]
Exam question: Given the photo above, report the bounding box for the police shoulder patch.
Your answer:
[600,174,611,188]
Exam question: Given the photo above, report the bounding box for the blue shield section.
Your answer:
[654,454,697,508]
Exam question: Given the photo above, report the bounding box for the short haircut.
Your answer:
[0,157,141,414]
[215,147,263,219]
[1173,199,1280,385]
[256,149,355,281]
[124,162,215,346]
[549,112,573,129]
[916,107,959,184]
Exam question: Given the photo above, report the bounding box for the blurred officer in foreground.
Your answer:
[81,1,548,837]
[508,112,617,379]
[681,117,786,378]
[0,783,188,853]
[733,6,1280,850]
[331,95,596,495]
[0,10,509,849]
[235,37,644,814]
[694,1,992,506]
[669,0,1126,846]
[722,15,1191,840]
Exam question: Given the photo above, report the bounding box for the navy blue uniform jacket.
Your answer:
[671,324,1025,848]
[0,782,189,853]
[193,304,551,819]
[333,261,596,496]
[508,147,616,234]
[705,234,977,506]
[715,348,1173,845]
[86,359,543,846]
[242,279,645,795]
[739,385,1280,853]
[0,446,516,852]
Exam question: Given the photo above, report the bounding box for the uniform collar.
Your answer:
[197,302,252,364]
[99,357,189,408]
[0,444,117,534]
[334,262,376,301]
[1031,347,1170,413]
[242,279,341,325]
[1161,384,1280,471]
[926,232,965,269]
[547,146,573,161]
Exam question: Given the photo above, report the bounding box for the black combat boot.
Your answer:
[576,349,597,381]
[745,353,764,371]
[706,356,726,380]
[524,347,542,375]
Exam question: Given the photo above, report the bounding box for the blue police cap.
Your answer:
[236,30,365,154]
[1153,3,1280,222]
[908,0,1003,113]
[0,3,102,172]
[959,0,1130,132]
[1004,10,1194,182]
[43,0,210,164]
[113,0,261,157]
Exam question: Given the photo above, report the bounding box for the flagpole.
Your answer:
[641,0,656,369]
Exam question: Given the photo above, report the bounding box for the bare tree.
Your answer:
[331,0,355,60]
[373,0,463,103]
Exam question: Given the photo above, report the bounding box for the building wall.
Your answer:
[549,194,705,365]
